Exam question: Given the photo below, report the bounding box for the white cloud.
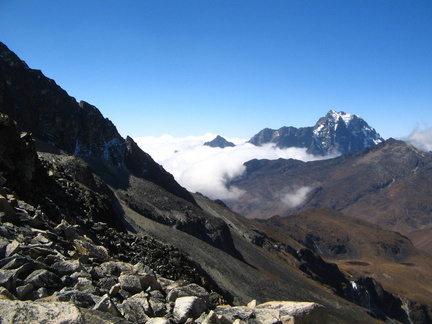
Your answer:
[134,134,328,201]
[405,126,432,152]
[278,186,314,208]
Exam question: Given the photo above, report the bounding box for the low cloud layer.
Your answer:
[278,186,314,208]
[135,134,326,200]
[406,126,432,152]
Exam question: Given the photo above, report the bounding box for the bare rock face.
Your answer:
[124,135,195,205]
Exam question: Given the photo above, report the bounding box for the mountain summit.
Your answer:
[204,135,235,148]
[249,110,384,155]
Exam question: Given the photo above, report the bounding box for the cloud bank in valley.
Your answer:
[134,134,326,201]
[278,186,315,209]
[406,126,432,152]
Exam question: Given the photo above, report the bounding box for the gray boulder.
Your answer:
[167,283,210,305]
[173,296,208,324]
[93,294,121,317]
[98,261,135,277]
[118,273,161,294]
[213,306,255,322]
[256,301,328,323]
[0,267,21,291]
[119,292,151,323]
[146,318,171,324]
[56,289,96,308]
[25,269,61,289]
[0,299,84,323]
[51,260,85,276]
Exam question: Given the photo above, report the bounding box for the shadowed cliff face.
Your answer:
[0,42,195,206]
[0,41,245,259]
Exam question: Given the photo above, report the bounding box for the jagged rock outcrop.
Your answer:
[204,136,236,148]
[249,110,384,155]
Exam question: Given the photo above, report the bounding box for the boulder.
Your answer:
[118,274,145,294]
[200,310,228,324]
[118,273,161,294]
[56,289,96,308]
[0,268,21,291]
[75,277,100,295]
[167,283,210,305]
[213,306,255,322]
[0,236,9,258]
[0,299,84,323]
[146,318,171,324]
[173,296,208,324]
[5,239,21,257]
[119,292,151,323]
[92,294,121,317]
[0,286,16,300]
[98,277,119,291]
[24,269,61,289]
[98,261,135,277]
[51,259,85,276]
[73,239,110,261]
[149,290,167,317]
[16,282,35,299]
[256,301,328,324]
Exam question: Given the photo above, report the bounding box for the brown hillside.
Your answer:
[252,208,432,306]
[228,139,432,253]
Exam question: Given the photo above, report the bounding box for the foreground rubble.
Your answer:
[0,188,326,324]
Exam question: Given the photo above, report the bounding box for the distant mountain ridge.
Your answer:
[249,110,384,155]
[228,138,432,254]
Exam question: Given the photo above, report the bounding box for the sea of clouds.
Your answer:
[134,133,327,201]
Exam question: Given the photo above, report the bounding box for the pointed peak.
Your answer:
[204,135,235,148]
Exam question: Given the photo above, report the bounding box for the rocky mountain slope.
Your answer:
[1,41,432,323]
[249,110,384,155]
[228,139,432,254]
[252,209,432,310]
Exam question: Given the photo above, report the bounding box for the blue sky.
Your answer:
[1,0,431,140]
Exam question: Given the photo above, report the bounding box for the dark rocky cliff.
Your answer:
[0,42,195,206]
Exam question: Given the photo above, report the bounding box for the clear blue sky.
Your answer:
[1,1,431,140]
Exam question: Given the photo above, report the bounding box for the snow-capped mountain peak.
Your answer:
[249,110,384,155]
